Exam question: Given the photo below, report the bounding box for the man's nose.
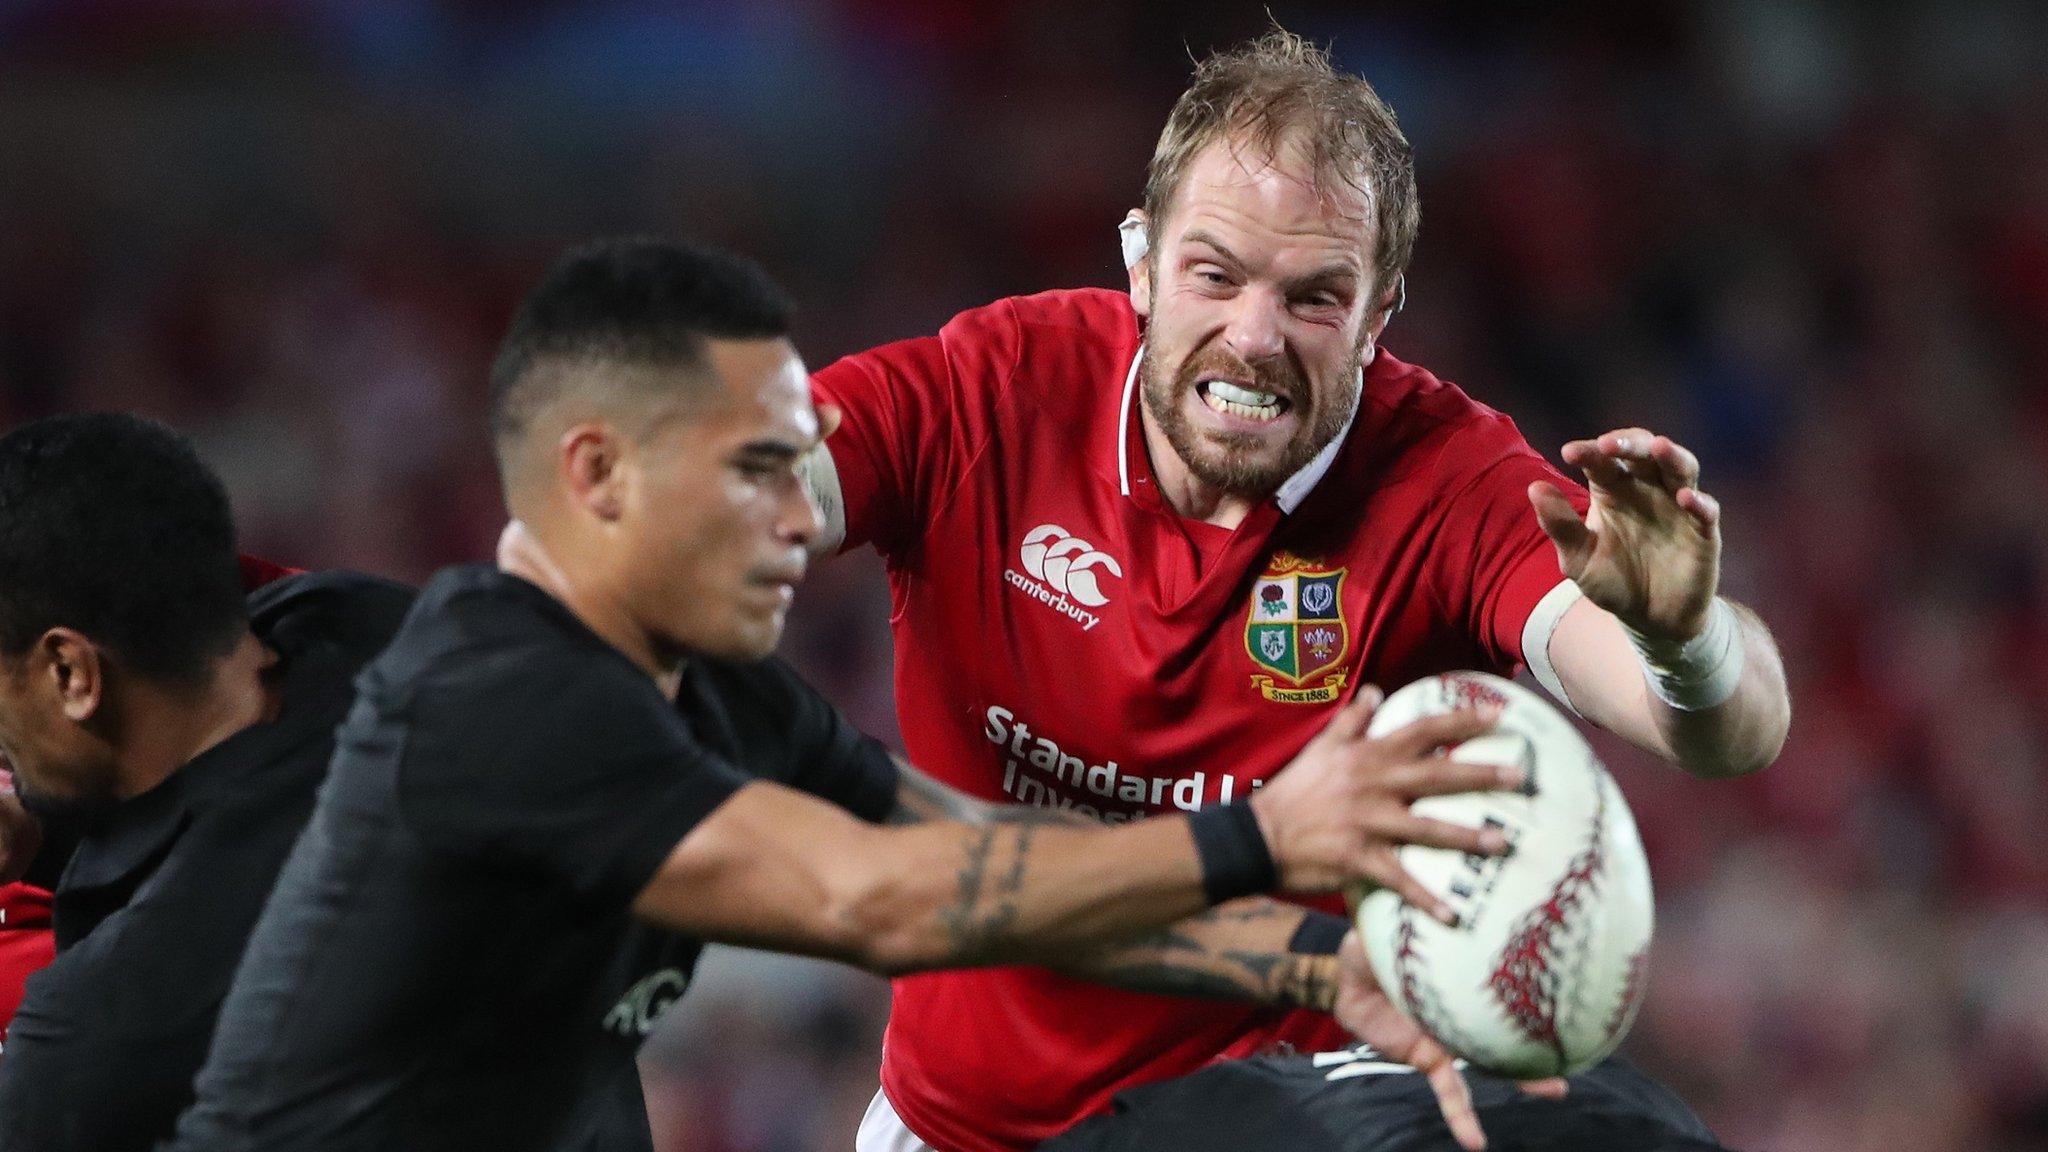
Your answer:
[1220,286,1286,365]
[783,476,825,546]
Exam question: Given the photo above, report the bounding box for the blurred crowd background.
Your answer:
[3,1,2047,1149]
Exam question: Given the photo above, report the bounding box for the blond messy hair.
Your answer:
[1143,28,1419,302]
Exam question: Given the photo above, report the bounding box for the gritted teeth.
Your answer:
[1203,379,1280,407]
[1201,387,1287,422]
[1197,378,1290,423]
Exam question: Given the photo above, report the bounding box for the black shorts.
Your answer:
[1040,1049,1736,1152]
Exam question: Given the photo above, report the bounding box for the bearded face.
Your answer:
[1130,135,1385,505]
[1138,330,1364,496]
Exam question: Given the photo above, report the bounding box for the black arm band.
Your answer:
[1188,802,1278,906]
[1288,911,1352,955]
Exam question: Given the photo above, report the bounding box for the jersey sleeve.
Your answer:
[1431,439,1590,672]
[717,658,900,822]
[810,299,1023,557]
[398,656,752,910]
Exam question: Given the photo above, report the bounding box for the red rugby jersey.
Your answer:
[813,288,1586,1152]
[0,882,53,1052]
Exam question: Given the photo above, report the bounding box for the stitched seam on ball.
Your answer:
[1393,912,1452,1045]
[1393,909,1490,1060]
[1444,674,1509,712]
[1484,783,1608,1064]
[1604,943,1650,1044]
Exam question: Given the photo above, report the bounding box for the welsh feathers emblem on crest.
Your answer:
[1244,552,1352,704]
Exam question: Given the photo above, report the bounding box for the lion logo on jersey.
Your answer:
[1244,552,1351,704]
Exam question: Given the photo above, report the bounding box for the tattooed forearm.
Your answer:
[1080,950,1337,1010]
[1051,899,1341,1011]
[935,824,1036,960]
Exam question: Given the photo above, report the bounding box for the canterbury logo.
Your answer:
[1018,524,1122,607]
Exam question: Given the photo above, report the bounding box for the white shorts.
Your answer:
[856,1088,943,1152]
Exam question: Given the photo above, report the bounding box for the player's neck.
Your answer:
[1138,408,1262,531]
[116,631,279,801]
[497,520,686,698]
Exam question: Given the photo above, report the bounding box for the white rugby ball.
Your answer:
[1351,672,1654,1078]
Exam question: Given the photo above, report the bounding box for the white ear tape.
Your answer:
[1383,275,1406,323]
[1118,211,1149,270]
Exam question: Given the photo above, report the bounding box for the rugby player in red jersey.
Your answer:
[806,30,1791,1152]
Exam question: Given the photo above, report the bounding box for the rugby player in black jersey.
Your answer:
[0,414,413,1152]
[167,239,1534,1152]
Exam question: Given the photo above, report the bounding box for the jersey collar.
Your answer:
[1115,347,1368,515]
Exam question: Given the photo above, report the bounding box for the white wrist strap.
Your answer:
[1624,598,1744,711]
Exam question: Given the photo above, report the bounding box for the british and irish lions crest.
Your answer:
[1245,551,1351,704]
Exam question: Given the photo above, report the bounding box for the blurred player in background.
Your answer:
[805,29,1793,1152]
[0,414,413,1152]
[165,239,1523,1152]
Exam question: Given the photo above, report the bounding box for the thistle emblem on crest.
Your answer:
[1244,551,1352,705]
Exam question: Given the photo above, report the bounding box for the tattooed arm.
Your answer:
[629,779,1215,974]
[630,697,1511,976]
[1048,898,1344,1011]
[884,757,1346,1008]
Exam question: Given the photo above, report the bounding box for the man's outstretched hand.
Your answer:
[1529,428,1719,644]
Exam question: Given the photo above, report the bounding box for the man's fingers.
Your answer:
[1597,428,1659,460]
[1676,485,1721,530]
[1516,1077,1570,1100]
[1646,435,1699,492]
[1375,812,1513,856]
[1357,849,1459,926]
[1561,436,1635,488]
[1422,1044,1488,1151]
[1329,684,1384,742]
[1302,685,1382,754]
[1380,755,1526,799]
[815,401,844,440]
[1558,438,1601,467]
[1572,430,1699,494]
[1527,482,1592,572]
[1343,993,1490,1151]
[1378,705,1503,759]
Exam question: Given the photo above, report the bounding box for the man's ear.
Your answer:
[38,629,104,724]
[559,423,628,522]
[1120,209,1152,321]
[1366,275,1405,344]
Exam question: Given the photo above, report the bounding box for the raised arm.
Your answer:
[1528,428,1791,778]
[630,692,1519,976]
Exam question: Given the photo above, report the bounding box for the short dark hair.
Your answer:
[488,238,795,456]
[0,413,247,684]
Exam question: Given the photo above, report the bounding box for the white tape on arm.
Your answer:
[1520,579,1585,717]
[1624,597,1744,712]
[795,437,846,557]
